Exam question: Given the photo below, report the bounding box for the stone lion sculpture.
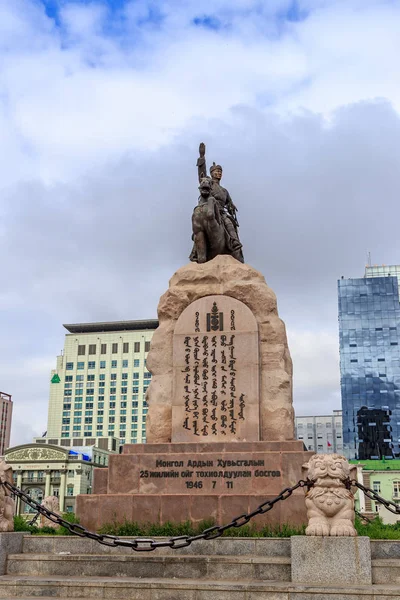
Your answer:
[302,454,357,537]
[39,496,61,529]
[0,460,15,532]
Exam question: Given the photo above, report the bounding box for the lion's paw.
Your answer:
[330,523,357,537]
[306,521,330,536]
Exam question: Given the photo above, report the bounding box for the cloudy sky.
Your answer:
[2,0,400,446]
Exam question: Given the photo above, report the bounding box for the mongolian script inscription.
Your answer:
[182,331,244,437]
[172,295,260,443]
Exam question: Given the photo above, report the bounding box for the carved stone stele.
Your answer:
[0,460,15,532]
[302,454,357,537]
[146,255,294,443]
[39,496,61,529]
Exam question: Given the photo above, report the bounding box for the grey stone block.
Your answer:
[371,540,400,559]
[372,558,400,584]
[255,538,291,557]
[0,532,25,575]
[291,536,372,586]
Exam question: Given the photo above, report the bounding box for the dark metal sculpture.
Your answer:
[190,143,244,263]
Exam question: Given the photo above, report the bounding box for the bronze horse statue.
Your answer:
[191,179,234,263]
[190,143,244,264]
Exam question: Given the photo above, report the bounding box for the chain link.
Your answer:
[350,479,400,515]
[2,478,313,552]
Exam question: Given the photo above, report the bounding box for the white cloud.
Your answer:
[1,0,400,445]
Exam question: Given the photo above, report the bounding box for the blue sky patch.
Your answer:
[192,15,222,31]
[284,0,310,23]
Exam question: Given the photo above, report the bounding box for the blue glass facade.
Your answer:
[338,276,400,459]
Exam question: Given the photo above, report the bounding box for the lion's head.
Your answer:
[302,454,356,484]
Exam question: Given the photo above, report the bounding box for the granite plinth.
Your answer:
[146,256,294,444]
[291,536,372,585]
[77,441,313,530]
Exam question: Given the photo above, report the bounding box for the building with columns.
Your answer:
[5,443,111,515]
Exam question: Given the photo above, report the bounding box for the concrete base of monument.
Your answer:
[76,441,313,531]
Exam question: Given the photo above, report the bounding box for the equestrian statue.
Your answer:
[189,142,244,263]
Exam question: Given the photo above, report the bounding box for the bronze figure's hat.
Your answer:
[210,162,222,173]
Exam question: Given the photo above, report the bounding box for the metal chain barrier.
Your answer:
[354,508,373,523]
[350,479,400,515]
[2,478,313,552]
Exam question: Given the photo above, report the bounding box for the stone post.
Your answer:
[291,536,372,586]
[16,473,22,515]
[59,470,66,512]
[44,471,51,498]
[0,533,25,575]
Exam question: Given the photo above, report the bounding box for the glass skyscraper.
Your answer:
[338,266,400,459]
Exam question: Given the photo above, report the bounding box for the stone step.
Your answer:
[372,558,400,584]
[9,553,400,585]
[0,575,399,600]
[21,535,291,557]
[7,553,291,581]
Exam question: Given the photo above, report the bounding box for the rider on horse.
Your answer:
[189,143,244,263]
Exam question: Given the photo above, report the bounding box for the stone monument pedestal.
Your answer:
[77,440,313,531]
[77,256,313,530]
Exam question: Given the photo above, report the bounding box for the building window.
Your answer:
[112,343,118,354]
[88,361,95,369]
[89,344,96,355]
[134,342,140,353]
[65,376,73,382]
[77,362,84,370]
[100,361,106,369]
[66,486,74,497]
[372,481,381,493]
[66,362,74,370]
[78,345,85,356]
[123,342,129,353]
[134,359,140,367]
[87,375,95,382]
[393,481,400,498]
[145,341,151,352]
[111,360,117,368]
[133,372,140,380]
[101,344,107,354]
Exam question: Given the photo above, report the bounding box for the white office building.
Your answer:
[45,320,158,449]
[295,410,343,453]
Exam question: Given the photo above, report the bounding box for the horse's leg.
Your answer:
[194,231,207,263]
